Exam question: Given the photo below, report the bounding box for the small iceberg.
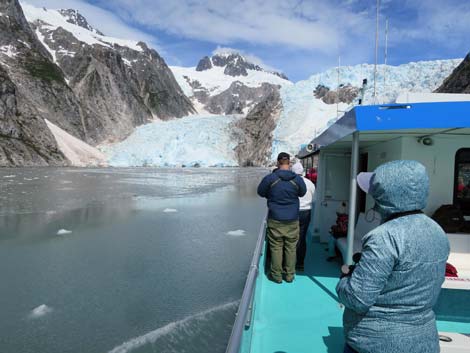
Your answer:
[163,208,178,213]
[3,175,15,178]
[226,230,246,236]
[57,229,72,235]
[29,304,53,319]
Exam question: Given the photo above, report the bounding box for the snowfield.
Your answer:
[100,115,242,167]
[170,65,292,97]
[271,59,461,158]
[21,2,144,52]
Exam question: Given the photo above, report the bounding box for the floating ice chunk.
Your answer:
[57,229,72,235]
[226,230,246,236]
[163,208,178,213]
[29,304,53,319]
[3,175,15,178]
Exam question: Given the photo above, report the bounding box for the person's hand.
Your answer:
[340,264,356,278]
[340,252,362,278]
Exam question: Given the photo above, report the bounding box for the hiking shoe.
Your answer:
[268,274,282,284]
[285,276,294,283]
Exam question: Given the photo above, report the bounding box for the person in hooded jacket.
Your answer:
[336,160,450,353]
[258,152,307,283]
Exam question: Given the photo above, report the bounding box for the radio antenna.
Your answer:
[373,0,380,102]
[383,18,389,99]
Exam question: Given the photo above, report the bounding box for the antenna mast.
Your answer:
[384,18,389,97]
[373,0,380,101]
[337,55,341,118]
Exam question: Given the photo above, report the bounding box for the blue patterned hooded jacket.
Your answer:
[336,160,450,353]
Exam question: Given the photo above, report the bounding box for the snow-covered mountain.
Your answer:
[1,0,466,168]
[103,59,462,168]
[171,51,291,115]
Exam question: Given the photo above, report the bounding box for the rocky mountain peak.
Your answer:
[195,51,289,80]
[58,9,104,35]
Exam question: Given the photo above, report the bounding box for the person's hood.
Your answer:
[291,162,304,175]
[369,160,429,218]
[275,169,297,181]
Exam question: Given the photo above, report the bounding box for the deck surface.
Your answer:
[247,237,470,353]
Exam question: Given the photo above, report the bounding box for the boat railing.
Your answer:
[225,213,267,353]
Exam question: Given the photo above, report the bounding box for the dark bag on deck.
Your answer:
[431,205,465,233]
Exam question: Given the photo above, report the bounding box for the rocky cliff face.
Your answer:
[233,90,282,166]
[206,81,280,115]
[436,54,470,93]
[0,1,196,166]
[58,9,104,35]
[0,64,66,166]
[0,0,81,166]
[314,84,359,104]
[28,7,195,142]
[117,42,195,120]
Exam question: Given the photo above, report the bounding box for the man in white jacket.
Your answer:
[291,162,316,271]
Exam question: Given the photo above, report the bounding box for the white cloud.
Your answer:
[20,0,161,51]
[386,0,470,51]
[90,0,374,52]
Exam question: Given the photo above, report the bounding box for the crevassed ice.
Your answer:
[271,59,462,159]
[100,115,241,167]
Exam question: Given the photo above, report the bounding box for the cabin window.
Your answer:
[454,148,470,214]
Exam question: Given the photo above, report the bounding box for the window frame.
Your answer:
[453,148,470,214]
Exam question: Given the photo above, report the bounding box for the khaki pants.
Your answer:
[267,218,299,281]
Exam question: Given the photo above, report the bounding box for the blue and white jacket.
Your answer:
[336,160,450,353]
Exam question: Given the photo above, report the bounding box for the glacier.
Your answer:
[100,115,241,167]
[271,59,462,158]
[102,59,461,167]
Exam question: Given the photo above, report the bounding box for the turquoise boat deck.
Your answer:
[242,237,470,353]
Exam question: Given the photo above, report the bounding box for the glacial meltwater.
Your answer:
[0,168,267,353]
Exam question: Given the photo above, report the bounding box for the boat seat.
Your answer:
[443,233,470,290]
[439,332,470,352]
[335,212,381,264]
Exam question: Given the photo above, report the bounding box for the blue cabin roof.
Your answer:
[300,101,470,155]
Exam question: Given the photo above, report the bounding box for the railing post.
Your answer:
[346,131,359,265]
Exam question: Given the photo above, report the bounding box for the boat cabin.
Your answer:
[299,100,470,281]
[225,98,470,353]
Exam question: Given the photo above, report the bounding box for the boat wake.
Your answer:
[108,301,238,353]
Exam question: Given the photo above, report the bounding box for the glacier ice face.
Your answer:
[271,59,462,158]
[100,115,241,167]
[102,59,462,167]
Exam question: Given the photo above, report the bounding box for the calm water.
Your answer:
[0,168,267,353]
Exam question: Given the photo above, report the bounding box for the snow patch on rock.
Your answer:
[0,45,18,58]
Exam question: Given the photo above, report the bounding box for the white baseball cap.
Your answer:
[357,172,374,193]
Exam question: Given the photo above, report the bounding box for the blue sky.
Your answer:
[23,0,469,82]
